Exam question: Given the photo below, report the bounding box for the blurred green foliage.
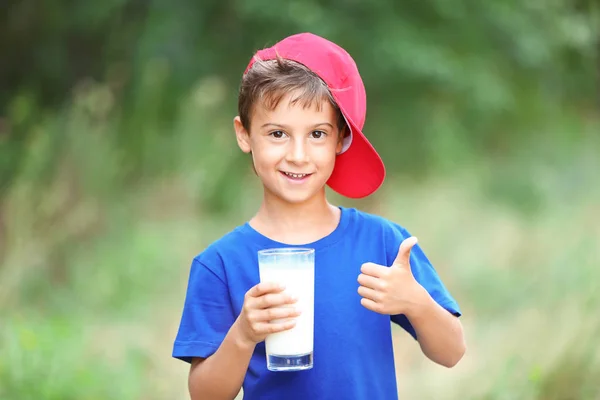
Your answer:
[2,0,598,188]
[0,316,145,400]
[1,0,599,399]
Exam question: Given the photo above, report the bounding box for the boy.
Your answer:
[172,32,466,400]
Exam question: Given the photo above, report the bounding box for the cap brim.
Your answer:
[327,117,386,199]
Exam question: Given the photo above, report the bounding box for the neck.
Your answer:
[250,188,340,244]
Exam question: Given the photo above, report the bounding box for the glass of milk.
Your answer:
[258,248,315,371]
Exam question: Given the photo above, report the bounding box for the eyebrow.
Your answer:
[260,122,335,130]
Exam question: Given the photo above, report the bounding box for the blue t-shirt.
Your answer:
[173,207,461,400]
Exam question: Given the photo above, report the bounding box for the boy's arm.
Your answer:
[404,288,466,368]
[358,236,466,368]
[188,319,254,400]
[187,282,300,400]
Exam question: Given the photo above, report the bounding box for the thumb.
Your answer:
[393,236,418,268]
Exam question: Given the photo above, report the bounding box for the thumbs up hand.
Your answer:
[357,236,428,315]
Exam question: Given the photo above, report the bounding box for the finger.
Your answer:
[254,320,297,335]
[255,305,302,322]
[393,236,418,268]
[357,273,382,290]
[360,262,387,278]
[248,282,285,298]
[360,298,384,314]
[255,292,297,309]
[357,285,382,302]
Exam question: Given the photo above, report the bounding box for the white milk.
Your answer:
[259,261,315,356]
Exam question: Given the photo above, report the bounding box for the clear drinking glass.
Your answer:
[258,248,315,371]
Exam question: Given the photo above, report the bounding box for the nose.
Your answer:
[286,137,309,164]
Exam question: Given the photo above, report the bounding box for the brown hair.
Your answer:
[238,55,348,136]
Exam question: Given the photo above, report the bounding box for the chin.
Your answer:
[266,185,323,205]
[277,192,318,205]
[261,173,330,205]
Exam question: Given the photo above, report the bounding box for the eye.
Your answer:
[269,130,287,139]
[311,130,327,139]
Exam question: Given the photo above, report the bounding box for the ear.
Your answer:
[335,126,347,154]
[234,116,252,153]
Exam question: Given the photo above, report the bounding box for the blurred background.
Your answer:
[1,1,599,399]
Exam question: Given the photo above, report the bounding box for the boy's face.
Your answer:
[234,92,344,205]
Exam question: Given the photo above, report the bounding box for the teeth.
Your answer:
[284,172,307,178]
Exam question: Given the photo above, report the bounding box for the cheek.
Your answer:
[314,145,338,166]
[251,145,281,170]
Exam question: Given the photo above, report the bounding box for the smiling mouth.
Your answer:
[281,171,312,179]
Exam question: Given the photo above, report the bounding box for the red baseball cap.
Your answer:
[244,32,386,199]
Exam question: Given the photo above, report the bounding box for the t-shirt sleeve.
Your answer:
[172,256,235,363]
[386,223,461,340]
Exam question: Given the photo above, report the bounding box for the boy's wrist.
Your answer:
[404,285,435,320]
[231,319,258,352]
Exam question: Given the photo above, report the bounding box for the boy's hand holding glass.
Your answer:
[357,236,428,316]
[235,282,300,348]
